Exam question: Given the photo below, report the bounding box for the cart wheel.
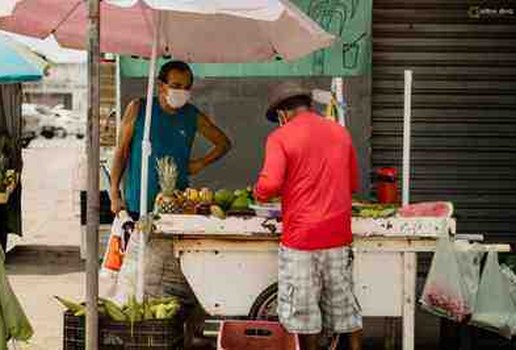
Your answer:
[249,283,342,349]
[55,127,67,138]
[249,283,278,320]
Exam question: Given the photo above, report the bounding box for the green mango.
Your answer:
[214,189,234,209]
[231,196,250,210]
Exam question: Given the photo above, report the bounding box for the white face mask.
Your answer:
[167,89,191,109]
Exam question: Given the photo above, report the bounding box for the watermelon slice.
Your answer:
[397,202,454,218]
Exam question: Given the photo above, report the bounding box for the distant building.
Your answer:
[23,62,88,114]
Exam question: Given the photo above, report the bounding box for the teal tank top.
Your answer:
[124,98,199,213]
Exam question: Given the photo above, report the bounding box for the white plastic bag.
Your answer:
[454,241,484,311]
[113,215,154,304]
[471,250,516,338]
[500,264,516,305]
[420,237,474,322]
[113,228,143,304]
[99,211,134,299]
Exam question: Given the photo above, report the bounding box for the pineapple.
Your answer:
[155,156,182,214]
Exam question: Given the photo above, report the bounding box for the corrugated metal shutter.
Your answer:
[372,0,516,240]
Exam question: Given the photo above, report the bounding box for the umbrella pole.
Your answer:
[86,0,100,349]
[137,15,160,302]
[115,54,122,144]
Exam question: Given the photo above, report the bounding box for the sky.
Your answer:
[0,30,86,64]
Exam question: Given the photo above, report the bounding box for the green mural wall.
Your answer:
[120,0,371,78]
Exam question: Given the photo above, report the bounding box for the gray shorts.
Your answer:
[278,244,362,334]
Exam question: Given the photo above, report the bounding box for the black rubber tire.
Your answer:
[21,138,32,148]
[41,129,55,139]
[55,127,67,138]
[248,283,278,320]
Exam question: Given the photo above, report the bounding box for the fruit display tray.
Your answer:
[155,215,455,237]
[156,215,280,235]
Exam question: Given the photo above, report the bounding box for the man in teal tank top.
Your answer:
[110,60,231,215]
[109,61,231,347]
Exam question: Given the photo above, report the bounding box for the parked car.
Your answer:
[21,106,41,148]
[51,105,86,139]
[22,104,59,139]
[22,103,86,140]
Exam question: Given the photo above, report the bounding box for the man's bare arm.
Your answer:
[189,113,231,175]
[110,99,139,213]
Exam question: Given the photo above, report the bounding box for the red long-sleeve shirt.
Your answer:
[254,111,359,251]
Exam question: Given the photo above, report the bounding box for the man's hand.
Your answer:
[110,189,126,214]
[189,159,205,176]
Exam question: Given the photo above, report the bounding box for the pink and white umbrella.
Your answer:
[0,0,334,62]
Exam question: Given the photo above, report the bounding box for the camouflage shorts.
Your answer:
[278,244,362,334]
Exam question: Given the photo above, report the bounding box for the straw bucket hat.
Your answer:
[266,81,312,122]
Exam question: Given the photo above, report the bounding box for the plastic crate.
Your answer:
[63,311,184,349]
[217,320,299,350]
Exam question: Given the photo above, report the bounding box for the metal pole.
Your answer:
[402,70,413,207]
[332,77,346,126]
[402,69,415,350]
[115,54,121,144]
[86,0,100,349]
[137,13,160,302]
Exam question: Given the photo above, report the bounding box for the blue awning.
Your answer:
[0,34,48,83]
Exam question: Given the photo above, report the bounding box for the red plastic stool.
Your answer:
[217,320,299,350]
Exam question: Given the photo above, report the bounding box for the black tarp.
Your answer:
[0,83,23,239]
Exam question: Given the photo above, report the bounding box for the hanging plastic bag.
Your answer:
[113,215,152,305]
[102,211,134,272]
[99,211,134,299]
[500,264,516,305]
[454,240,484,312]
[471,250,516,338]
[420,237,473,322]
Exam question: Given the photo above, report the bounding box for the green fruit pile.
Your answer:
[214,187,254,212]
[156,186,257,217]
[352,204,398,218]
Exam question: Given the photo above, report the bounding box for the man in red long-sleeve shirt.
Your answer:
[255,82,362,350]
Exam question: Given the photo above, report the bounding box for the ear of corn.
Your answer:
[143,301,154,320]
[54,296,83,314]
[100,298,127,322]
[155,304,168,319]
[73,307,86,317]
